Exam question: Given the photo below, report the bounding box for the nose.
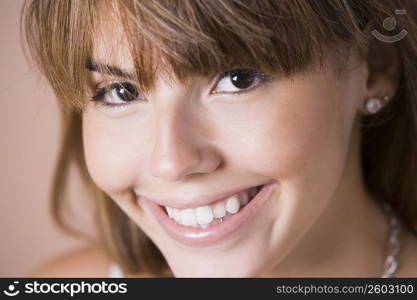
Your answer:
[149,104,221,181]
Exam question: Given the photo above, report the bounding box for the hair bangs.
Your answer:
[23,0,373,111]
[91,0,368,99]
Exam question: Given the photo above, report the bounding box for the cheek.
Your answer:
[82,112,143,194]
[223,89,347,182]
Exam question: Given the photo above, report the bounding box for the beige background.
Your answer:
[0,0,95,276]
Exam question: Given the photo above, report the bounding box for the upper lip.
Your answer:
[136,181,272,209]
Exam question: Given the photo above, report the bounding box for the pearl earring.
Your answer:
[364,95,389,114]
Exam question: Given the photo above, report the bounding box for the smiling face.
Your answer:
[81,7,370,277]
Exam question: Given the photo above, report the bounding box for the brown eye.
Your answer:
[111,82,139,102]
[91,81,141,106]
[212,69,272,94]
[230,70,256,89]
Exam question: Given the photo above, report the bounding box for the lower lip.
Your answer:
[141,183,275,247]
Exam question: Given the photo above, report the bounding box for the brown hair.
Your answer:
[21,0,417,276]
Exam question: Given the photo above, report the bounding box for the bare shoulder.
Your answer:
[396,230,417,277]
[30,244,110,277]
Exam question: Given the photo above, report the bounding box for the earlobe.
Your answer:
[361,38,402,113]
[360,95,390,115]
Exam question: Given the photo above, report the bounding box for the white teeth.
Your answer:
[166,207,174,218]
[172,208,181,223]
[180,208,197,226]
[225,195,240,214]
[213,201,226,218]
[195,206,214,226]
[164,186,259,227]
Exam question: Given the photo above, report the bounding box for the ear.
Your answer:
[361,38,402,112]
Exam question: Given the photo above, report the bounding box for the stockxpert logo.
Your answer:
[371,9,408,43]
[3,281,20,297]
[3,281,127,297]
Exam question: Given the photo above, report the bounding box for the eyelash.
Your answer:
[214,69,272,95]
[89,69,273,108]
[90,82,142,109]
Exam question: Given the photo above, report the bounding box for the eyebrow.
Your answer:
[86,58,133,79]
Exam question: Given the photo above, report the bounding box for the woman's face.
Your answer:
[83,21,368,276]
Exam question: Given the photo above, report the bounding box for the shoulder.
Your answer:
[29,244,110,277]
[396,229,417,277]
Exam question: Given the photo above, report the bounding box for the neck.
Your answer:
[262,120,389,277]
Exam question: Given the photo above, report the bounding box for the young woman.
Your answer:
[22,0,417,277]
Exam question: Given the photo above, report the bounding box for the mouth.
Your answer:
[140,182,275,247]
[163,184,264,228]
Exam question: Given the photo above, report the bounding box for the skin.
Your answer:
[66,18,417,278]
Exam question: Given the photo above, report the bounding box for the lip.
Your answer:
[140,182,276,247]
